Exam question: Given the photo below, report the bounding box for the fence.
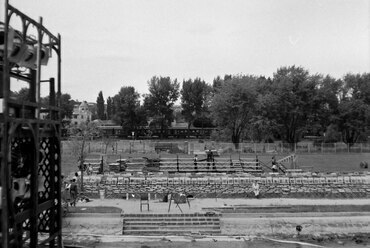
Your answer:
[61,140,370,155]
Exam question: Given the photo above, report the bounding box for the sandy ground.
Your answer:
[62,197,370,247]
[75,197,370,214]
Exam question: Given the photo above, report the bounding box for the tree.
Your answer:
[106,96,113,120]
[244,76,277,142]
[40,92,77,120]
[96,91,105,120]
[181,78,211,128]
[248,93,277,142]
[11,87,30,101]
[59,93,76,119]
[210,75,258,149]
[335,73,370,145]
[343,73,370,104]
[337,99,369,145]
[312,75,342,138]
[268,66,319,148]
[212,74,232,92]
[67,121,101,190]
[143,76,180,137]
[113,86,142,135]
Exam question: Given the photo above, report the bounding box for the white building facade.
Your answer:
[71,101,93,125]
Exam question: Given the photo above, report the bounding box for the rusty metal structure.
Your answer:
[1,1,62,247]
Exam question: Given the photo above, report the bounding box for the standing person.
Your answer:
[70,177,78,206]
[87,164,93,175]
[252,181,260,198]
[255,155,260,171]
[63,179,71,203]
[193,154,198,172]
[206,149,213,171]
[271,156,278,172]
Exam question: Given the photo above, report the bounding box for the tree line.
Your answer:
[92,66,370,148]
[13,65,368,148]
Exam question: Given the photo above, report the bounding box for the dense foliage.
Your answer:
[46,65,369,148]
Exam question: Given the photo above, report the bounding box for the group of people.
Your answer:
[61,173,79,207]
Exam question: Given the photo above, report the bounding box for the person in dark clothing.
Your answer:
[255,155,260,171]
[70,178,78,206]
[271,156,278,172]
[206,149,213,171]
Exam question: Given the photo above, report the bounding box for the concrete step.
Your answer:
[122,213,222,217]
[122,229,221,235]
[124,225,221,230]
[122,213,221,235]
[123,218,220,222]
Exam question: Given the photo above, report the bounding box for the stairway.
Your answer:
[122,213,222,235]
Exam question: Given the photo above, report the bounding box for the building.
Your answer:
[71,101,93,125]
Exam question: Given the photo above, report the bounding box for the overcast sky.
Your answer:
[4,0,370,102]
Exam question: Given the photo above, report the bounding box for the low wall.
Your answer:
[81,174,370,199]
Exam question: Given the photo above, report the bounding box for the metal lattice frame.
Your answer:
[1,1,62,247]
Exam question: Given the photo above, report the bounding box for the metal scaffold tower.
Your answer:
[1,0,63,247]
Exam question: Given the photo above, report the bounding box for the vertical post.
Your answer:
[35,17,42,119]
[48,77,56,247]
[294,143,296,153]
[176,154,179,172]
[101,156,104,174]
[30,69,40,248]
[1,2,10,246]
[49,78,55,120]
[57,34,62,119]
[56,33,63,248]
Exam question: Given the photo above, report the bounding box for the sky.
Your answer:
[3,0,370,102]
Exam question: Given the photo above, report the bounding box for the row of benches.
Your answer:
[83,175,370,185]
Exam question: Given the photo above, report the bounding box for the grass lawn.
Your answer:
[61,151,370,176]
[61,140,370,175]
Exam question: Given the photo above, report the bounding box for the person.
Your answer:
[63,178,71,203]
[87,163,93,175]
[271,156,278,172]
[70,178,78,206]
[61,174,70,215]
[193,154,198,172]
[255,155,260,171]
[206,149,213,171]
[252,181,260,198]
